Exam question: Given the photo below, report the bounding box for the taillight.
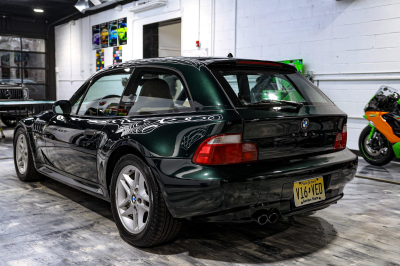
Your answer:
[192,133,258,165]
[334,124,347,151]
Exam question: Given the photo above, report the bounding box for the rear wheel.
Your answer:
[13,128,44,181]
[359,126,394,166]
[110,154,182,247]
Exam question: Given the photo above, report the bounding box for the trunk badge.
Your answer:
[301,118,309,130]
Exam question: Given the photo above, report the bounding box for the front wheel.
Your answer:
[359,126,394,166]
[13,128,44,181]
[110,154,182,247]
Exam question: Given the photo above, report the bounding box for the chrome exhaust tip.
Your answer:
[257,214,269,225]
[268,212,279,224]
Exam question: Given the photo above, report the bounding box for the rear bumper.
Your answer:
[149,148,357,220]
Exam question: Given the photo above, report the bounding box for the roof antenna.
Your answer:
[227,53,233,58]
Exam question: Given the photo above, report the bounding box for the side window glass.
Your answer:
[70,83,89,115]
[71,92,85,114]
[119,70,192,116]
[78,71,132,116]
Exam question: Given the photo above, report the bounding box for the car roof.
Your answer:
[101,57,297,72]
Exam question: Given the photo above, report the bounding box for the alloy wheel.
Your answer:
[115,165,150,234]
[16,134,28,174]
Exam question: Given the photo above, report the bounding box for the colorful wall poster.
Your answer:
[118,17,127,45]
[109,20,118,47]
[100,22,109,48]
[113,46,122,65]
[92,25,100,50]
[96,49,104,71]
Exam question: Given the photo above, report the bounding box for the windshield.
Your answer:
[365,85,400,112]
[212,68,333,106]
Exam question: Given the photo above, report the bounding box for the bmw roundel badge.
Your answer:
[301,118,309,130]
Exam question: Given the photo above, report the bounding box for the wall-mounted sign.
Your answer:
[118,17,127,45]
[92,17,127,50]
[109,20,118,47]
[92,25,100,50]
[96,49,104,71]
[113,46,122,65]
[100,22,109,49]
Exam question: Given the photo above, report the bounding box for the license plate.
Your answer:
[293,177,326,207]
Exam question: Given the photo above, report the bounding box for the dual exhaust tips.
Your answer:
[252,209,280,225]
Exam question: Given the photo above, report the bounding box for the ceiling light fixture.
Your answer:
[33,8,44,12]
[74,0,91,12]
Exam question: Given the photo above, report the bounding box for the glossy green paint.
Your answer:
[235,104,346,120]
[392,142,400,158]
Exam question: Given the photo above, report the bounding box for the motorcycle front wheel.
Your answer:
[359,126,394,166]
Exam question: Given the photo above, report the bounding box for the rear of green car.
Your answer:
[151,59,357,223]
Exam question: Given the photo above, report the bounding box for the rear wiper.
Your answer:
[246,99,304,108]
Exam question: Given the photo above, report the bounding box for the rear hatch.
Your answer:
[208,60,347,161]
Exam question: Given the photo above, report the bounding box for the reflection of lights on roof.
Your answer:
[124,68,130,72]
[34,9,44,12]
[268,93,278,100]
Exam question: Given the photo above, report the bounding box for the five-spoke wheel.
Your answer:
[13,128,43,182]
[15,134,28,175]
[116,165,150,234]
[110,154,182,247]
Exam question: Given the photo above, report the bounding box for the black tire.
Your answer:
[110,154,182,247]
[359,125,394,166]
[1,116,17,127]
[13,128,44,182]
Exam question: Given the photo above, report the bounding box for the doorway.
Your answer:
[143,18,181,58]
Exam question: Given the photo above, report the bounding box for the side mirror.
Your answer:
[52,100,71,115]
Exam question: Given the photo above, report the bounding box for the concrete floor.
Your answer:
[1,126,400,265]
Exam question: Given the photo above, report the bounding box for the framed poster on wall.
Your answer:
[92,25,100,50]
[100,22,109,48]
[96,49,104,71]
[118,17,127,45]
[113,46,122,65]
[109,20,118,47]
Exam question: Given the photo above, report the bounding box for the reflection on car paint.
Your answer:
[181,126,209,150]
[114,114,223,136]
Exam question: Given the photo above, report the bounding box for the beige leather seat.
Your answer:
[129,79,175,114]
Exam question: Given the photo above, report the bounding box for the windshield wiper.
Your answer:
[246,99,304,108]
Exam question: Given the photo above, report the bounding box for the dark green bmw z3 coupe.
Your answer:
[13,57,358,247]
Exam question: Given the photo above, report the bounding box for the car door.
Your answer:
[44,68,133,182]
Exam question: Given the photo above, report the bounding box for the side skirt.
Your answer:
[37,164,110,201]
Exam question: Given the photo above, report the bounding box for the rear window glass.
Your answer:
[212,68,333,106]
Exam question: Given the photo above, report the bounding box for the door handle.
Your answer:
[84,129,97,137]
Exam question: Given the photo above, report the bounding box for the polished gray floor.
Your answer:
[1,127,400,265]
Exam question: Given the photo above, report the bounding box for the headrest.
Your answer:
[139,79,172,99]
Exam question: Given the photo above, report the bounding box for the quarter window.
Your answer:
[77,70,132,116]
[119,69,192,116]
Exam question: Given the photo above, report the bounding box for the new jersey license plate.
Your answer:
[293,177,326,207]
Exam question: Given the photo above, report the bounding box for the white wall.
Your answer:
[55,0,400,150]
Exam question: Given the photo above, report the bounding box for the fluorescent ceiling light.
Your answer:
[33,9,44,12]
[74,0,91,12]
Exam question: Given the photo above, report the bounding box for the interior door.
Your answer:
[44,69,133,182]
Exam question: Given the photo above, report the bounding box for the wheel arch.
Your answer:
[104,143,156,195]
